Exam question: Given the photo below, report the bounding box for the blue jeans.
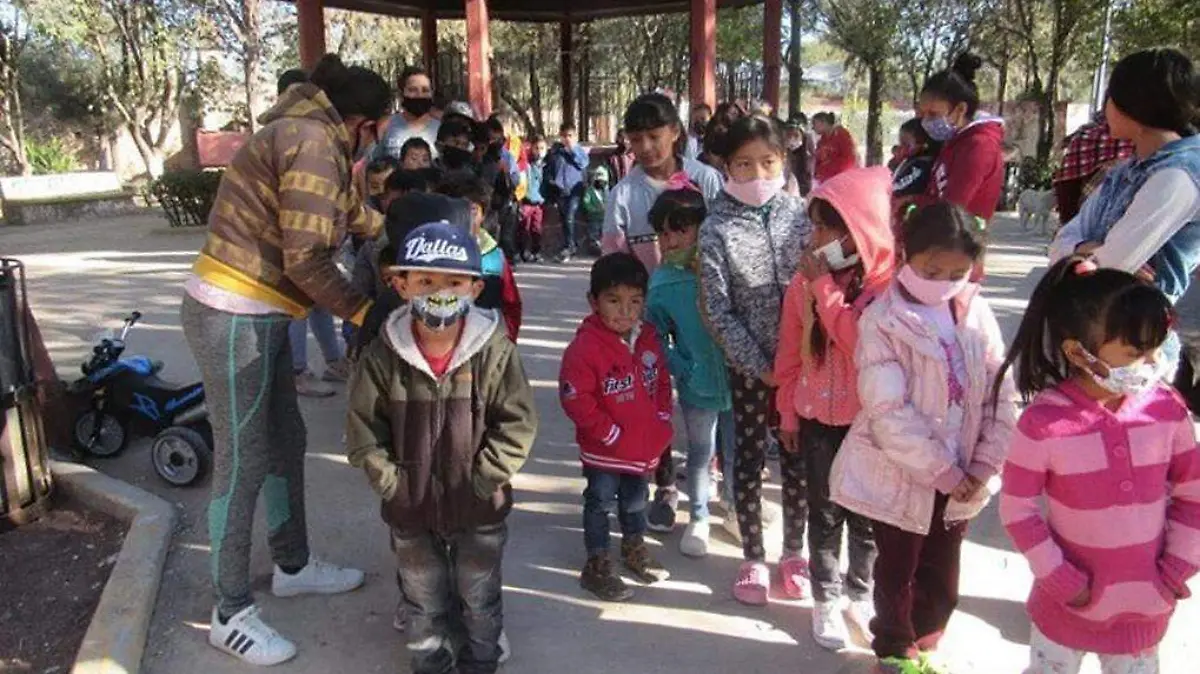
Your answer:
[288,308,342,374]
[392,523,507,674]
[582,467,649,556]
[680,403,735,519]
[557,188,582,253]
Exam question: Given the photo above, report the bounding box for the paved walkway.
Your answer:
[8,212,1199,673]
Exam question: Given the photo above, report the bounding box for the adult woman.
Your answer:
[918,53,1005,222]
[812,112,858,185]
[376,65,441,162]
[181,54,390,666]
[1051,47,1200,373]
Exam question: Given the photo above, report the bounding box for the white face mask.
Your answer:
[815,236,859,271]
[1079,348,1163,397]
[411,289,472,331]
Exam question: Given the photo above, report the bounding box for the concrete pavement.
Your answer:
[7,211,1199,674]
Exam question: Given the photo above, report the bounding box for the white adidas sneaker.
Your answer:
[209,605,297,666]
[271,558,365,597]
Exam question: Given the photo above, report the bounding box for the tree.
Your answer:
[816,0,901,165]
[24,0,198,177]
[0,5,29,174]
[1112,0,1200,58]
[785,0,818,116]
[893,0,993,107]
[197,0,292,133]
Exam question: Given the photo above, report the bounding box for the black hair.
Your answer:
[589,252,649,297]
[366,156,399,175]
[398,65,431,93]
[1107,48,1199,137]
[436,169,492,212]
[485,115,506,135]
[792,112,808,126]
[529,134,546,144]
[812,111,837,126]
[399,137,432,160]
[648,188,706,235]
[385,167,438,194]
[721,114,787,160]
[901,201,986,261]
[277,68,307,96]
[308,54,391,121]
[899,117,932,146]
[806,199,862,365]
[921,52,983,118]
[993,256,1173,405]
[624,93,686,155]
[559,122,577,135]
[437,115,475,144]
[692,102,713,115]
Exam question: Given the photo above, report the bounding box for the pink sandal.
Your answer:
[733,561,771,606]
[777,554,811,600]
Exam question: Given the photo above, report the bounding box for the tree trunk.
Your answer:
[243,0,263,133]
[787,0,803,116]
[996,55,1009,117]
[865,62,884,166]
[528,46,545,137]
[129,125,165,178]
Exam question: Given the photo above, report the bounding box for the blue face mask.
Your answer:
[921,116,957,142]
[411,290,472,331]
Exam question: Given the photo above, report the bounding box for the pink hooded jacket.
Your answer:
[775,166,896,430]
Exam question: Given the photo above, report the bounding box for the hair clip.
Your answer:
[665,172,701,193]
[1073,259,1098,275]
[903,203,919,219]
[973,216,988,232]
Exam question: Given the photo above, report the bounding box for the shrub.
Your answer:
[1018,155,1055,191]
[150,169,223,228]
[26,138,80,175]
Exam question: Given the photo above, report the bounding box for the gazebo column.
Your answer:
[297,0,326,71]
[465,0,493,117]
[763,0,783,113]
[560,20,574,129]
[421,9,438,84]
[689,0,716,108]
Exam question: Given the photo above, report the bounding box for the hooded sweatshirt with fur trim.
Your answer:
[775,167,896,430]
[346,305,537,533]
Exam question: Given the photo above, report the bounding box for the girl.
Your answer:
[998,258,1200,674]
[774,166,895,650]
[700,114,812,606]
[918,53,1005,223]
[603,92,724,531]
[1050,48,1200,377]
[828,202,1016,673]
[812,112,859,185]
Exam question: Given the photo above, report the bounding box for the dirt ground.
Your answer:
[0,497,127,674]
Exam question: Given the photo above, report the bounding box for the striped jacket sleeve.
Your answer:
[1160,417,1200,598]
[999,420,1090,604]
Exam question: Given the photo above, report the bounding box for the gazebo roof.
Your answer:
[324,0,757,22]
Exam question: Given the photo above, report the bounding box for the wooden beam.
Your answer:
[689,0,716,108]
[297,0,326,71]
[421,9,438,84]
[466,0,493,118]
[763,0,782,114]
[561,20,574,128]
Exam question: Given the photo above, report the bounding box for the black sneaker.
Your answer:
[580,553,633,601]
[646,488,678,533]
[621,535,670,584]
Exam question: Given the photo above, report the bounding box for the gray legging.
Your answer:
[181,295,309,617]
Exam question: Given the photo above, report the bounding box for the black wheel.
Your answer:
[151,426,211,486]
[73,410,128,457]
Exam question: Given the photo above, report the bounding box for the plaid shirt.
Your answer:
[1053,120,1134,184]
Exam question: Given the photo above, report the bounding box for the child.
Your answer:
[399,137,433,170]
[646,188,733,558]
[347,221,537,674]
[436,170,523,341]
[365,157,399,211]
[602,93,724,273]
[774,166,894,650]
[699,114,812,606]
[559,252,673,601]
[519,135,549,262]
[998,258,1200,674]
[891,118,940,214]
[435,114,477,172]
[828,202,1017,674]
[580,166,609,256]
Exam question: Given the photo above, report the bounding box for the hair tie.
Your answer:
[1073,259,1098,275]
[665,171,701,194]
[903,203,918,219]
[973,216,988,233]
[1167,307,1179,330]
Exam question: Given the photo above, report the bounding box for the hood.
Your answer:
[382,304,501,380]
[476,229,499,255]
[1143,134,1200,166]
[809,166,896,288]
[259,84,350,152]
[955,114,1005,144]
[650,263,696,290]
[577,313,642,352]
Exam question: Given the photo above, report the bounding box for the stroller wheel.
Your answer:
[151,426,211,486]
[73,411,127,457]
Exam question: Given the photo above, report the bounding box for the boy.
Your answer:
[645,189,734,557]
[436,170,523,341]
[546,123,590,262]
[478,115,522,264]
[580,165,609,256]
[436,114,477,172]
[559,252,673,601]
[347,220,536,674]
[400,137,433,170]
[365,157,399,211]
[519,135,549,262]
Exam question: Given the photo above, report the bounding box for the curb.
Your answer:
[51,460,177,674]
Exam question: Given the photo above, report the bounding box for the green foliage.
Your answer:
[24,137,78,174]
[149,169,223,228]
[1112,0,1200,58]
[1018,155,1056,191]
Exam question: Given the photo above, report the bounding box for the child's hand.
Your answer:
[951,475,984,503]
[780,430,801,454]
[797,250,831,282]
[1067,585,1091,607]
[760,371,778,388]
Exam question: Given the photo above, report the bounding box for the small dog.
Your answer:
[1018,188,1057,236]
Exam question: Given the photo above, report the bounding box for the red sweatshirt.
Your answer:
[925,117,1006,221]
[815,126,859,184]
[559,315,673,475]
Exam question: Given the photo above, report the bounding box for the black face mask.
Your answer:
[401,96,434,118]
[441,146,473,169]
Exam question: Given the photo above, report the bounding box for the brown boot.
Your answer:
[580,552,633,602]
[621,534,670,584]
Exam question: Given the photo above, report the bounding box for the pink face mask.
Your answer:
[723,175,786,208]
[897,264,970,305]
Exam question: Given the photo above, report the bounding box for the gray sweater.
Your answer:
[699,191,812,380]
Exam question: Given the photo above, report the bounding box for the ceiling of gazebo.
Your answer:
[321,0,758,23]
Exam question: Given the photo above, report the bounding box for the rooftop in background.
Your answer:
[323,0,757,22]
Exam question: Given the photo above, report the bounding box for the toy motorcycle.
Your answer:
[69,311,212,486]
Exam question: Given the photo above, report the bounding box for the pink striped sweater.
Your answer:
[1000,380,1200,655]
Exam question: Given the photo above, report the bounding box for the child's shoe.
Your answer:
[321,357,352,382]
[621,534,670,584]
[580,552,633,601]
[720,510,743,544]
[209,605,297,666]
[647,487,679,533]
[499,629,511,664]
[811,600,848,651]
[844,597,876,647]
[875,657,924,674]
[679,519,710,558]
[732,560,770,606]
[392,601,407,632]
[776,553,810,600]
